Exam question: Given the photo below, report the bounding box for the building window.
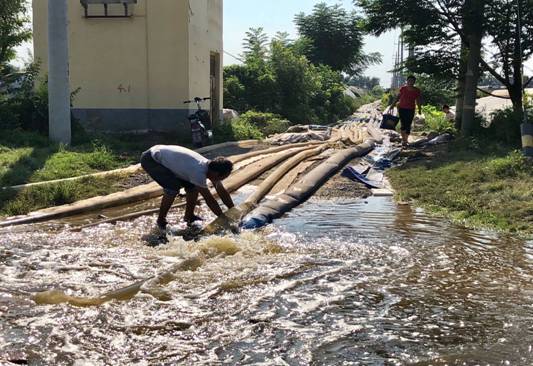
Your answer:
[80,0,137,18]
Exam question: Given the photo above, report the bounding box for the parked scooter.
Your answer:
[184,97,213,148]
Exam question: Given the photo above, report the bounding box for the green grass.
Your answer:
[388,139,533,235]
[0,128,187,217]
[0,129,185,187]
[0,174,128,217]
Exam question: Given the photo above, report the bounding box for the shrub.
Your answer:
[381,92,395,110]
[475,107,533,146]
[0,62,49,133]
[421,105,456,134]
[413,75,455,107]
[352,92,380,110]
[213,119,264,143]
[238,111,290,136]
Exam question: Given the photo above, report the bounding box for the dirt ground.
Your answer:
[314,157,372,199]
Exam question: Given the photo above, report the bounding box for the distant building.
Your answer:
[33,0,223,133]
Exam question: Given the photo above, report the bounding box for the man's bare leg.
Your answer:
[184,188,199,223]
[158,193,176,228]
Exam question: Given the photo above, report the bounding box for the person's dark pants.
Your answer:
[398,108,416,134]
[140,150,193,197]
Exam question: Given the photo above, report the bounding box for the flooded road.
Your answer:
[1,192,532,365]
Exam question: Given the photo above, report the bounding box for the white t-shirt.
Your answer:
[445,111,455,121]
[149,145,209,188]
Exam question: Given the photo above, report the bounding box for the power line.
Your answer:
[223,50,244,63]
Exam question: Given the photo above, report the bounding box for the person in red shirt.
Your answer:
[387,75,423,146]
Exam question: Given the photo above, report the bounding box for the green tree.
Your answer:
[481,0,533,117]
[295,3,381,76]
[346,75,381,90]
[224,34,356,125]
[357,0,533,137]
[273,31,292,46]
[0,0,31,66]
[242,27,269,62]
[269,40,318,122]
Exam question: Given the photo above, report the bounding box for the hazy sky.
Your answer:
[223,0,399,87]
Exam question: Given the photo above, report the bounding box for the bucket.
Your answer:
[521,123,533,157]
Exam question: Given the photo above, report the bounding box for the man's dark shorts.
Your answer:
[140,150,194,197]
[398,108,416,134]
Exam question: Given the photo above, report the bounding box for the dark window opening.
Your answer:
[80,0,137,18]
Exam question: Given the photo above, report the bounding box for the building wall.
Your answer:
[32,0,223,133]
[188,0,224,124]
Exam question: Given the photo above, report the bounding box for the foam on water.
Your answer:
[1,194,532,365]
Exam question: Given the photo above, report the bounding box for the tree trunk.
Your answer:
[510,2,524,121]
[455,42,468,131]
[461,0,485,136]
[509,83,523,118]
[461,33,482,136]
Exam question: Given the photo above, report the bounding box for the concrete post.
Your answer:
[48,0,71,144]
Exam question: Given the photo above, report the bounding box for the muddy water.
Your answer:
[1,191,532,365]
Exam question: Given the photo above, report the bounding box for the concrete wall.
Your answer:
[188,0,223,124]
[33,0,223,133]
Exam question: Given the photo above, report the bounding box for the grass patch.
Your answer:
[0,129,185,187]
[0,174,129,217]
[388,138,533,235]
[0,128,187,216]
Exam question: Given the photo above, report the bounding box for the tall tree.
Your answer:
[346,75,381,89]
[481,0,533,118]
[273,31,292,46]
[0,0,31,66]
[357,0,533,135]
[295,3,381,76]
[461,0,485,135]
[242,27,269,62]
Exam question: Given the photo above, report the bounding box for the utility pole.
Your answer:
[48,0,71,144]
[518,0,532,157]
[399,29,404,86]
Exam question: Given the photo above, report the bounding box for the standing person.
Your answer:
[140,145,234,232]
[388,75,423,147]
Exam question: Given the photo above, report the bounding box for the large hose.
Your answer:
[201,145,328,235]
[67,144,323,230]
[0,144,321,228]
[242,141,375,229]
[29,123,384,307]
[1,140,259,192]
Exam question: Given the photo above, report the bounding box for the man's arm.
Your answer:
[214,181,234,209]
[197,187,224,216]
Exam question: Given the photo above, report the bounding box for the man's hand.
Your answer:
[197,187,223,217]
[214,181,234,209]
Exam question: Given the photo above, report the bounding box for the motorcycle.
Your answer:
[184,97,213,148]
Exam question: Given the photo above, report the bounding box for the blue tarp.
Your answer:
[341,166,383,188]
[363,147,401,170]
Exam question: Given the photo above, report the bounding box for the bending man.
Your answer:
[140,145,234,231]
